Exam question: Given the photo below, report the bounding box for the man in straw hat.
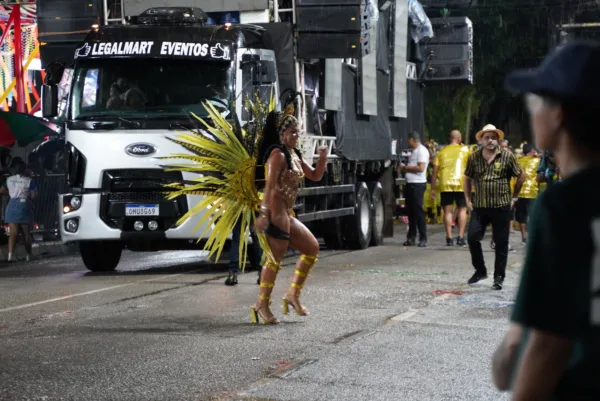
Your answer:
[492,40,600,400]
[463,124,525,290]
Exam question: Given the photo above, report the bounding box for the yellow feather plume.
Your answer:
[159,90,276,270]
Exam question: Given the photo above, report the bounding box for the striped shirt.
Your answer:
[464,148,522,208]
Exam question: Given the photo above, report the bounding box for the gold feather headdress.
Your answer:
[157,89,277,269]
[276,101,298,133]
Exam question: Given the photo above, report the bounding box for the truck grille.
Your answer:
[100,169,188,231]
[102,169,182,191]
[108,192,168,203]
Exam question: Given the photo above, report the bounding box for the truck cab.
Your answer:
[42,7,279,271]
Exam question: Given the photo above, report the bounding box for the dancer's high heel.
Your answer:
[251,262,280,325]
[282,267,311,316]
[282,255,318,316]
[250,296,279,324]
[282,291,309,316]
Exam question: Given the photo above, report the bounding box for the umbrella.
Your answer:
[0,111,60,147]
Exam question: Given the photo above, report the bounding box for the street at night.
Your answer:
[0,227,522,401]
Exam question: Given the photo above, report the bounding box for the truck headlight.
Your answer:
[70,196,82,210]
[65,219,79,233]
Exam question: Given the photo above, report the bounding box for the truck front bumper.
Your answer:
[59,193,215,244]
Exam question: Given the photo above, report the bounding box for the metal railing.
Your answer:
[103,0,126,25]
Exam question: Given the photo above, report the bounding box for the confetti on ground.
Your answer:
[432,290,465,296]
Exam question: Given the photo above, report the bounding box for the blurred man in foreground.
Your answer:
[492,40,600,401]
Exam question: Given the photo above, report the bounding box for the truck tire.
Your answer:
[322,217,345,250]
[343,182,372,249]
[369,182,385,246]
[80,241,123,272]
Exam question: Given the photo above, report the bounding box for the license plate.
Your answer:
[125,204,159,216]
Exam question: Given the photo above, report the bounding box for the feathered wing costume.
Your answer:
[157,91,278,269]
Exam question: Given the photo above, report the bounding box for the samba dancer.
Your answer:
[251,104,328,325]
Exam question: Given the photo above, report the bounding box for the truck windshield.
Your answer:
[70,58,232,121]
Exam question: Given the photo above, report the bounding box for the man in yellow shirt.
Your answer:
[430,130,471,246]
[515,144,540,244]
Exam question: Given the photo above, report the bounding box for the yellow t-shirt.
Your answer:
[516,156,540,199]
[433,144,471,193]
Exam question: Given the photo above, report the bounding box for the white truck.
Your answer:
[38,0,467,271]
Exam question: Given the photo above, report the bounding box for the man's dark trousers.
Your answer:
[467,206,512,278]
[404,183,427,242]
[229,219,263,276]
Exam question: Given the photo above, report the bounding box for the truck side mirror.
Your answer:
[253,60,277,84]
[241,55,277,84]
[42,84,58,119]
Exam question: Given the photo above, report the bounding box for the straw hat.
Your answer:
[475,124,505,141]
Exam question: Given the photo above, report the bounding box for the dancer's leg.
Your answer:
[251,219,290,325]
[283,217,320,316]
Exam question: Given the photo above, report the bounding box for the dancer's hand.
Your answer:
[255,215,269,232]
[317,146,328,159]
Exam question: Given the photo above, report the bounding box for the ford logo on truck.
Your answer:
[125,143,157,157]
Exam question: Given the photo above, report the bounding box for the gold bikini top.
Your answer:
[278,149,304,213]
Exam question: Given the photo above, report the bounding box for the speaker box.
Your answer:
[429,17,473,44]
[297,5,371,33]
[40,42,80,68]
[297,0,365,5]
[297,32,370,59]
[36,0,99,19]
[421,43,471,62]
[38,17,98,43]
[422,60,473,84]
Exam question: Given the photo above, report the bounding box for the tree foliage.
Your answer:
[422,0,574,143]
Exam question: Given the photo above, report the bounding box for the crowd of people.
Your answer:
[400,122,562,290]
[224,41,600,397]
[393,40,600,399]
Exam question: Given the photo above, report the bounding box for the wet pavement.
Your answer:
[0,226,524,401]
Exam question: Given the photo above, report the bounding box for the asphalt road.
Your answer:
[0,226,525,401]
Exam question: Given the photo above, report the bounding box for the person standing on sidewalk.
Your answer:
[1,158,37,262]
[430,129,471,247]
[463,124,525,290]
[225,217,263,286]
[536,150,560,188]
[514,144,540,244]
[492,40,600,401]
[399,132,430,247]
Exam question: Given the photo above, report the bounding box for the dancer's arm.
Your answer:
[257,150,287,226]
[302,146,328,182]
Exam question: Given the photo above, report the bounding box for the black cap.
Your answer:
[505,40,600,104]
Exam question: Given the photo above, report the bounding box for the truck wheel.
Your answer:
[79,241,122,272]
[370,182,385,246]
[322,217,345,250]
[343,182,372,249]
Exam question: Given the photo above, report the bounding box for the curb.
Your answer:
[0,241,78,262]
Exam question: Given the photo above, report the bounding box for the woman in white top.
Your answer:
[1,158,37,261]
